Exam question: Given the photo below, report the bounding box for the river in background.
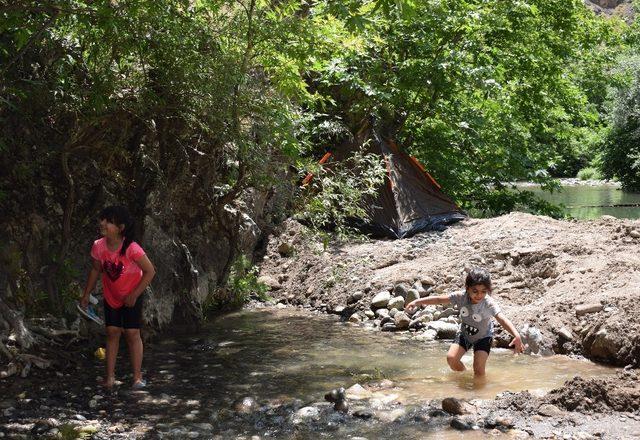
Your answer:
[517,183,640,220]
[521,182,640,219]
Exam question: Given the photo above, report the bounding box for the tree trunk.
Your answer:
[0,297,34,350]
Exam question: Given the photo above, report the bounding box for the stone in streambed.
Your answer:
[371,291,391,309]
[375,308,390,319]
[576,303,603,316]
[393,284,409,298]
[427,321,458,339]
[442,397,475,415]
[450,416,476,430]
[405,289,420,304]
[380,316,394,326]
[234,396,258,414]
[348,292,363,304]
[387,296,405,310]
[381,323,397,332]
[349,313,361,323]
[388,308,399,318]
[353,409,373,419]
[333,399,349,413]
[394,312,411,330]
[324,387,346,403]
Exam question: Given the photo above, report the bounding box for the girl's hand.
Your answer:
[509,335,525,354]
[80,294,89,309]
[404,301,418,314]
[123,294,137,307]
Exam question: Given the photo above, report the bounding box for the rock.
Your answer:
[324,387,346,403]
[629,230,640,239]
[412,280,426,294]
[484,414,514,429]
[291,406,320,424]
[277,242,294,256]
[234,396,258,414]
[394,312,411,330]
[387,296,405,310]
[346,384,372,400]
[388,308,399,317]
[555,327,573,341]
[375,308,390,319]
[353,409,373,419]
[333,305,346,314]
[439,308,457,319]
[421,277,436,287]
[576,303,604,316]
[442,397,475,415]
[348,292,364,304]
[376,408,407,423]
[450,416,474,430]
[393,284,409,298]
[414,330,437,341]
[257,275,281,291]
[381,323,397,332]
[405,289,420,304]
[333,399,349,413]
[537,403,565,417]
[409,318,426,330]
[427,321,459,339]
[349,313,361,323]
[380,316,394,326]
[520,324,553,356]
[364,310,375,319]
[371,291,391,309]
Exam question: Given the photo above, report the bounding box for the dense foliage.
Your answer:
[0,0,636,314]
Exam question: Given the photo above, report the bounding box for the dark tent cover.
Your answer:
[306,126,466,239]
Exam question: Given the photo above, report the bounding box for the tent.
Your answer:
[304,125,466,238]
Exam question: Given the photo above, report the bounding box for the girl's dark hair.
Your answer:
[99,205,135,256]
[465,267,492,291]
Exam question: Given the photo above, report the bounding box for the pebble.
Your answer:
[576,303,604,316]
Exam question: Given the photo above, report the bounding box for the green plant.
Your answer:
[576,167,603,181]
[204,255,268,313]
[296,145,385,240]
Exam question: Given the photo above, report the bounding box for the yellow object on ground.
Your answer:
[94,347,106,360]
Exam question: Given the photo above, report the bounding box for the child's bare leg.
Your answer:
[124,329,143,383]
[473,350,489,376]
[446,344,467,371]
[105,326,122,386]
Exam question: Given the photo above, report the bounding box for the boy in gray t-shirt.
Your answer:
[405,268,523,376]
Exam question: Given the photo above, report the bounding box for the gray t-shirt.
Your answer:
[448,292,501,343]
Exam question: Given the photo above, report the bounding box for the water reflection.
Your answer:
[523,184,640,219]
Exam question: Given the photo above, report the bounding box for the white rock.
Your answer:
[371,291,391,308]
[426,321,458,339]
[387,296,405,310]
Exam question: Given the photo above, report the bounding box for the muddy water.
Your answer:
[148,307,614,438]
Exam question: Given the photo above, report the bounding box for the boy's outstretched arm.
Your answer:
[495,313,524,354]
[405,295,451,313]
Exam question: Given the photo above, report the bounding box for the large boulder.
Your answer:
[427,321,459,339]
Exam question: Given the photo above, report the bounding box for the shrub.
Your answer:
[576,167,603,181]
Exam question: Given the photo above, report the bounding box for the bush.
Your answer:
[576,167,603,181]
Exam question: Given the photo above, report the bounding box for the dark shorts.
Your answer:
[454,332,492,354]
[104,296,144,329]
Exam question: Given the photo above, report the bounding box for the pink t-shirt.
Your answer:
[90,238,146,309]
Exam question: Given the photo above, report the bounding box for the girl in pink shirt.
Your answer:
[80,206,156,389]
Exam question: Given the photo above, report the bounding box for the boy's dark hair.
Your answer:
[465,267,492,291]
[99,205,135,256]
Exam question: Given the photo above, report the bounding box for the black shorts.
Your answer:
[104,296,144,329]
[454,332,492,354]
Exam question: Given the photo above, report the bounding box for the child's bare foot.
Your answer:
[103,376,116,389]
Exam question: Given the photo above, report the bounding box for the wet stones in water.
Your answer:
[381,323,397,332]
[353,409,373,419]
[442,397,475,415]
[324,387,346,403]
[375,308,390,319]
[388,307,399,318]
[450,416,476,430]
[333,399,349,413]
[484,413,514,430]
[234,397,258,414]
[324,387,348,413]
[379,316,394,327]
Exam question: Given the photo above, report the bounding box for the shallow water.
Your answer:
[523,184,640,219]
[147,307,615,438]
